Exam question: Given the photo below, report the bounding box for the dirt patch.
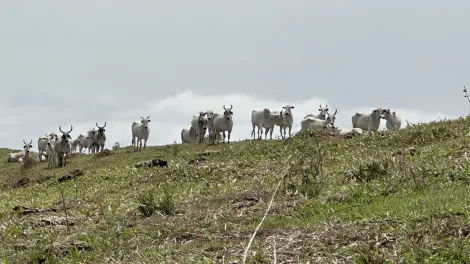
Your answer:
[12,205,59,216]
[14,239,39,251]
[231,195,260,209]
[46,239,91,257]
[33,216,74,228]
[12,201,76,216]
[93,149,114,158]
[4,171,55,189]
[188,150,218,165]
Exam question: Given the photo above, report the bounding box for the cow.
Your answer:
[54,125,73,167]
[93,122,107,152]
[132,116,151,151]
[190,112,208,143]
[352,108,385,132]
[280,105,295,138]
[209,105,233,144]
[383,109,402,131]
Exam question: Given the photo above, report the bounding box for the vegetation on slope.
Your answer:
[1,117,470,263]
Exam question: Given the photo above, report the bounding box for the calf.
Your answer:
[45,137,57,167]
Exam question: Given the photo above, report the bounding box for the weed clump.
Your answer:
[137,187,176,217]
[345,158,390,182]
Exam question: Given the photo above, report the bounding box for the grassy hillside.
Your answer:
[1,117,470,263]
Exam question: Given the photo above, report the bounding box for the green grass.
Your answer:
[1,117,470,263]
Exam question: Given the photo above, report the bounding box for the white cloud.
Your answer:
[0,90,459,151]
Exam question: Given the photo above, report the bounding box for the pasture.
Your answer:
[1,116,470,263]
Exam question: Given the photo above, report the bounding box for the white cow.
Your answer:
[54,125,73,167]
[352,108,385,132]
[190,112,208,143]
[251,108,284,140]
[77,129,96,154]
[304,104,329,120]
[323,123,363,136]
[301,109,338,131]
[7,140,32,163]
[280,105,295,138]
[71,139,79,153]
[209,105,234,144]
[181,127,197,144]
[132,116,151,151]
[37,132,58,162]
[45,137,57,167]
[383,109,402,131]
[93,122,107,152]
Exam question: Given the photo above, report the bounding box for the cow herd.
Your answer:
[182,104,401,143]
[6,104,402,168]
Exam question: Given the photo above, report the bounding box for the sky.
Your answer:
[0,1,469,151]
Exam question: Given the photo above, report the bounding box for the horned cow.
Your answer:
[301,109,338,131]
[209,105,233,144]
[93,122,107,152]
[7,140,33,163]
[54,125,73,167]
[132,116,151,151]
[304,104,329,120]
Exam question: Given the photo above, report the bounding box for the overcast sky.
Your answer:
[1,1,469,151]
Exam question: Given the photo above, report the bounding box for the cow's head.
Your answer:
[318,104,329,120]
[372,108,385,120]
[282,105,295,116]
[59,125,73,142]
[23,139,32,154]
[223,104,233,121]
[96,122,107,135]
[326,109,338,128]
[87,128,96,139]
[140,116,151,129]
